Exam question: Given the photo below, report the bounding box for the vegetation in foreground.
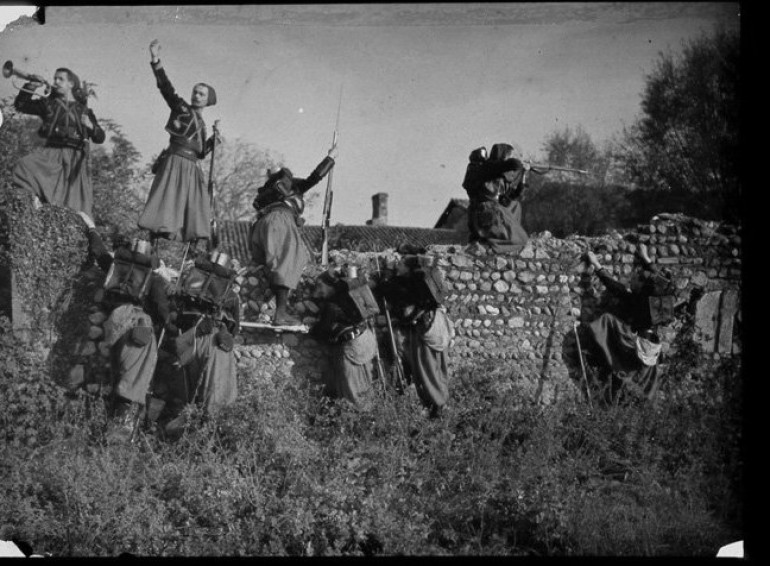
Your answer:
[0,317,743,557]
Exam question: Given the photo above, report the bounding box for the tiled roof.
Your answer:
[217,219,466,264]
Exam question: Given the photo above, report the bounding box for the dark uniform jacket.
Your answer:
[462,158,526,205]
[151,61,214,160]
[15,87,105,149]
[378,274,439,331]
[312,292,367,344]
[595,261,674,335]
[255,156,335,218]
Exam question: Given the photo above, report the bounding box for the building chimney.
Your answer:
[366,192,388,226]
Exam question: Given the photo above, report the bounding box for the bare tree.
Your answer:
[209,137,284,222]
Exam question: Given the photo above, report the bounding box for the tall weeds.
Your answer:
[1,321,743,556]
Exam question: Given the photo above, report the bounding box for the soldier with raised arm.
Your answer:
[250,143,337,326]
[138,39,219,251]
[581,243,681,404]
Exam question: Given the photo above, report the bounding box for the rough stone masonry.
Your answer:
[2,185,741,405]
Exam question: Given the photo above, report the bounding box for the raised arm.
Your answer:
[13,78,48,117]
[149,39,185,110]
[586,251,632,298]
[295,143,338,195]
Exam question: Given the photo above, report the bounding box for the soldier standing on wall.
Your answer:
[376,256,453,418]
[250,142,337,327]
[580,243,685,404]
[12,66,105,215]
[461,142,530,251]
[78,212,173,442]
[310,266,381,410]
[137,39,220,253]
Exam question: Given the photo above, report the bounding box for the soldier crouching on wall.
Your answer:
[152,250,240,438]
[78,212,173,442]
[580,243,693,405]
[249,142,338,326]
[377,257,453,418]
[310,266,381,410]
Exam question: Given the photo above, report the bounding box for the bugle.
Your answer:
[2,60,50,95]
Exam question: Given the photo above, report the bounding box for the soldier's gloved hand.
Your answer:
[215,328,234,352]
[196,317,215,337]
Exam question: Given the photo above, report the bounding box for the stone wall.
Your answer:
[2,183,741,402]
[235,213,741,403]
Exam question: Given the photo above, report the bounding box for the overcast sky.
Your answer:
[0,4,739,227]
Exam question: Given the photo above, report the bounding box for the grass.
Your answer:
[0,322,743,556]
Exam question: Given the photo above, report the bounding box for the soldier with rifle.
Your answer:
[375,256,453,418]
[8,62,105,215]
[462,142,588,251]
[250,142,338,326]
[151,250,240,438]
[462,142,531,251]
[78,212,174,442]
[137,39,220,253]
[310,266,380,409]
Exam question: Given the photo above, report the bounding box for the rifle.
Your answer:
[207,120,220,251]
[373,257,407,393]
[128,241,193,443]
[526,158,588,176]
[321,86,343,267]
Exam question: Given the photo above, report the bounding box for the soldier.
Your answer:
[462,142,530,250]
[79,212,173,441]
[310,267,380,409]
[137,39,219,250]
[378,257,453,418]
[581,243,678,404]
[12,67,105,215]
[250,142,337,326]
[153,250,240,437]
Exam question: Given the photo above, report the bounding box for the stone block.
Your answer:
[67,364,85,390]
[517,271,535,283]
[717,289,739,354]
[88,325,104,340]
[88,311,106,325]
[695,291,721,353]
[493,280,510,293]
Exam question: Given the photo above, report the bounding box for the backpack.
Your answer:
[414,267,447,307]
[178,256,235,311]
[339,277,381,323]
[103,248,154,304]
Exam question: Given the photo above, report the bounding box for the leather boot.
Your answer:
[273,286,301,326]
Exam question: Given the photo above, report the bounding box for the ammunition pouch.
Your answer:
[332,323,366,344]
[129,325,153,347]
[151,148,169,174]
[648,295,676,327]
[215,328,234,352]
